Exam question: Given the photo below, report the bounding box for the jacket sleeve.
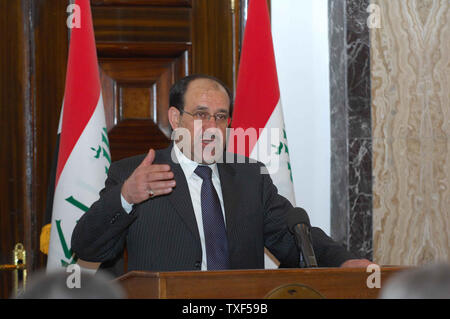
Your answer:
[260,166,355,267]
[261,168,300,267]
[310,227,356,267]
[71,162,137,262]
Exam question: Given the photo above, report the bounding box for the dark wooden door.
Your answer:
[0,0,71,299]
[92,0,240,160]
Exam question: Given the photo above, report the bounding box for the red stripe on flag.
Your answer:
[230,0,280,157]
[55,0,101,187]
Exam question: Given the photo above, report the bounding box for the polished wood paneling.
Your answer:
[0,0,70,298]
[96,42,191,58]
[0,0,30,299]
[91,0,192,6]
[98,42,191,160]
[192,0,235,92]
[99,56,188,159]
[92,6,192,42]
[32,0,70,274]
[93,0,238,161]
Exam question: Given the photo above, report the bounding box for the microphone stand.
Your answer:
[293,224,318,268]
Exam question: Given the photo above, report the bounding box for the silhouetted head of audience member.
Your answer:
[14,268,125,299]
[380,263,450,299]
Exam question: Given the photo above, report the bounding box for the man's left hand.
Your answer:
[340,259,373,268]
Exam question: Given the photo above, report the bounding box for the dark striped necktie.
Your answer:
[194,165,229,270]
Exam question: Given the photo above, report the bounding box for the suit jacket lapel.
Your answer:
[158,146,201,247]
[159,146,242,267]
[217,161,241,268]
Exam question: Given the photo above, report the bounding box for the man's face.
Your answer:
[170,78,231,164]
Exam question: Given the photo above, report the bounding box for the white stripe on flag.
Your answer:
[248,99,296,269]
[250,100,296,206]
[47,95,110,272]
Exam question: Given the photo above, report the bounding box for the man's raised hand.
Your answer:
[121,149,176,204]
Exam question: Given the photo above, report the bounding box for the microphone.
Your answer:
[287,207,318,268]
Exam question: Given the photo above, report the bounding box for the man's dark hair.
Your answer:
[169,74,234,116]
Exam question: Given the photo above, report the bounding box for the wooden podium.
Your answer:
[116,267,403,299]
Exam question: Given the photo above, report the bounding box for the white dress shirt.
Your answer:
[121,143,226,270]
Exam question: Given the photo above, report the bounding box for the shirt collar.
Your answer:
[172,142,220,180]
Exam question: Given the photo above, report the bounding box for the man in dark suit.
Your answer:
[71,74,371,273]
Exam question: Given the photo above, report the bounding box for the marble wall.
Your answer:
[329,0,373,260]
[371,0,450,265]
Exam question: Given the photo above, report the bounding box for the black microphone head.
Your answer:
[287,207,311,232]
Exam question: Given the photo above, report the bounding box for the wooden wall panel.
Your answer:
[99,55,189,160]
[91,1,194,161]
[92,6,192,42]
[0,0,31,299]
[32,0,70,275]
[192,0,235,92]
[92,0,237,161]
[96,45,192,161]
[0,0,70,298]
[92,0,192,6]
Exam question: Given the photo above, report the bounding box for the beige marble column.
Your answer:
[371,0,449,265]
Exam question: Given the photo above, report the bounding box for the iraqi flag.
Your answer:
[228,0,296,267]
[44,0,110,271]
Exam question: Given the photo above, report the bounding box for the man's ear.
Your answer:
[168,106,181,130]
